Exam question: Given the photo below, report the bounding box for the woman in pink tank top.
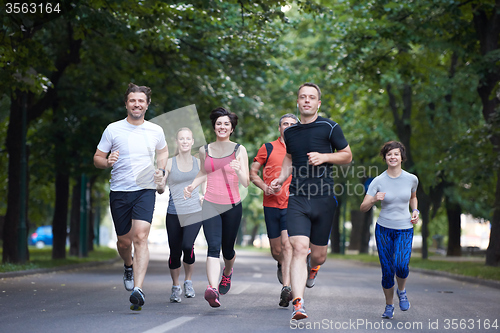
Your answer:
[184,107,249,308]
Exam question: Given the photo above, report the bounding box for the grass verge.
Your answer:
[328,253,500,282]
[0,246,118,273]
[1,246,498,282]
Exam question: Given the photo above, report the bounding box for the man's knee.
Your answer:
[131,220,151,245]
[290,237,309,255]
[281,239,292,254]
[271,247,281,258]
[117,236,132,250]
[312,252,327,265]
[133,234,148,247]
[116,239,132,250]
[269,239,282,258]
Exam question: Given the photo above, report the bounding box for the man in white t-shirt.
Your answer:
[94,83,168,311]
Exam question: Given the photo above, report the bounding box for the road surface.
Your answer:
[0,245,499,333]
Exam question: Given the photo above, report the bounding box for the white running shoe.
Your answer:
[184,280,195,298]
[170,285,182,303]
[123,265,134,291]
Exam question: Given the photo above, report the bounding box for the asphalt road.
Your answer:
[1,245,499,333]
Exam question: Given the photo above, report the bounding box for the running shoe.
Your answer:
[129,287,145,311]
[291,297,308,320]
[381,304,395,319]
[279,286,292,307]
[396,289,411,311]
[306,253,320,288]
[218,268,233,295]
[123,265,134,291]
[170,285,182,303]
[277,262,283,285]
[184,280,195,298]
[204,286,221,307]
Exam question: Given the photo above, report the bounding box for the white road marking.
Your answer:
[230,284,251,294]
[142,316,195,333]
[253,273,263,278]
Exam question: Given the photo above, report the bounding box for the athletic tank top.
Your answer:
[167,156,201,215]
[204,143,241,205]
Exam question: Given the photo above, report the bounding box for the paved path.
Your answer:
[0,246,499,333]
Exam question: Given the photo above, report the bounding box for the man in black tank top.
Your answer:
[271,83,352,321]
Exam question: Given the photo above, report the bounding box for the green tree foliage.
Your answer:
[2,0,498,266]
[259,0,498,261]
[0,0,288,262]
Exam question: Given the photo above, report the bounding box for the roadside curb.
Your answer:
[0,257,120,279]
[410,267,500,290]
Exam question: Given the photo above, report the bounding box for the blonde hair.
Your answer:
[173,127,193,156]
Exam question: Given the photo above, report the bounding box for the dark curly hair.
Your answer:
[210,107,238,135]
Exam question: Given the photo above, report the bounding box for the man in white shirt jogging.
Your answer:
[94,83,168,311]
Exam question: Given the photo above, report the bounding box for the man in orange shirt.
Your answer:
[250,113,299,307]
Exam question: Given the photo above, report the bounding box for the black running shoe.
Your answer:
[279,286,292,307]
[130,287,145,311]
[218,268,232,295]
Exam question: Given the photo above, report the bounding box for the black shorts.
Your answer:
[286,195,337,246]
[109,189,156,236]
[264,207,287,239]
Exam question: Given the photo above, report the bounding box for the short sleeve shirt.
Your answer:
[367,170,419,229]
[284,116,348,197]
[97,118,167,191]
[253,138,292,209]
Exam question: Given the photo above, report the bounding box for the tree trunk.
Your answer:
[0,215,4,242]
[417,185,431,259]
[330,195,341,254]
[445,196,462,257]
[472,1,500,266]
[3,94,26,263]
[52,172,69,259]
[69,179,81,256]
[87,178,95,252]
[486,171,500,266]
[3,23,81,262]
[250,223,259,247]
[237,217,246,246]
[359,208,372,254]
[348,210,363,251]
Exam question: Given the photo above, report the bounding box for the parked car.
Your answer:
[29,226,53,248]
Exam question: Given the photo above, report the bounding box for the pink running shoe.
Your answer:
[204,286,221,308]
